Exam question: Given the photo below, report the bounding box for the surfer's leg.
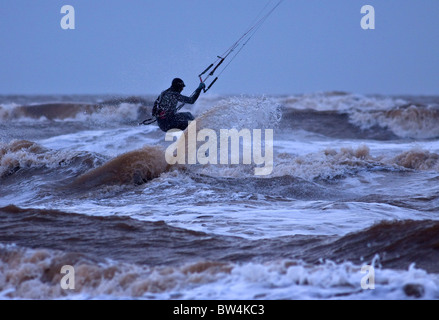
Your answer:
[157,113,194,132]
[157,118,172,132]
[169,112,195,131]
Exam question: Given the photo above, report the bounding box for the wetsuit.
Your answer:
[152,87,202,132]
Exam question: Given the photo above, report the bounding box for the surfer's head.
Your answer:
[171,78,186,93]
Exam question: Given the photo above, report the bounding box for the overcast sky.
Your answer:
[0,0,438,96]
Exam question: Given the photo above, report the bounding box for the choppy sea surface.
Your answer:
[0,92,438,300]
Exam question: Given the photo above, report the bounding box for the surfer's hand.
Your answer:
[198,82,206,90]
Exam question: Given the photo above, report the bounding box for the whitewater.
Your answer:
[0,92,439,300]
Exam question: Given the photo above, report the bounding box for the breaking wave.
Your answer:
[1,212,439,299]
[2,139,438,193]
[3,244,438,300]
[0,140,104,179]
[182,143,438,183]
[0,99,150,125]
[0,140,168,189]
[281,93,439,139]
[393,149,439,171]
[273,145,439,181]
[71,146,169,188]
[2,93,439,301]
[4,93,439,140]
[194,95,282,131]
[350,106,439,140]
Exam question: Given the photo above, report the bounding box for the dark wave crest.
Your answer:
[0,140,104,179]
[307,219,439,274]
[1,205,438,273]
[280,94,439,139]
[71,145,169,189]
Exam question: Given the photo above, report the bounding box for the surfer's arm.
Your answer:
[177,84,204,105]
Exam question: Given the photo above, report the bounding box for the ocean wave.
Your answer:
[280,93,439,139]
[1,95,282,128]
[3,205,439,274]
[271,145,439,181]
[2,139,438,194]
[272,145,375,181]
[281,92,406,113]
[189,174,351,201]
[280,109,399,140]
[194,96,282,131]
[0,102,147,124]
[349,105,439,140]
[1,204,439,299]
[71,145,169,188]
[3,94,439,140]
[0,140,105,179]
[1,244,438,300]
[393,149,439,171]
[320,219,439,274]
